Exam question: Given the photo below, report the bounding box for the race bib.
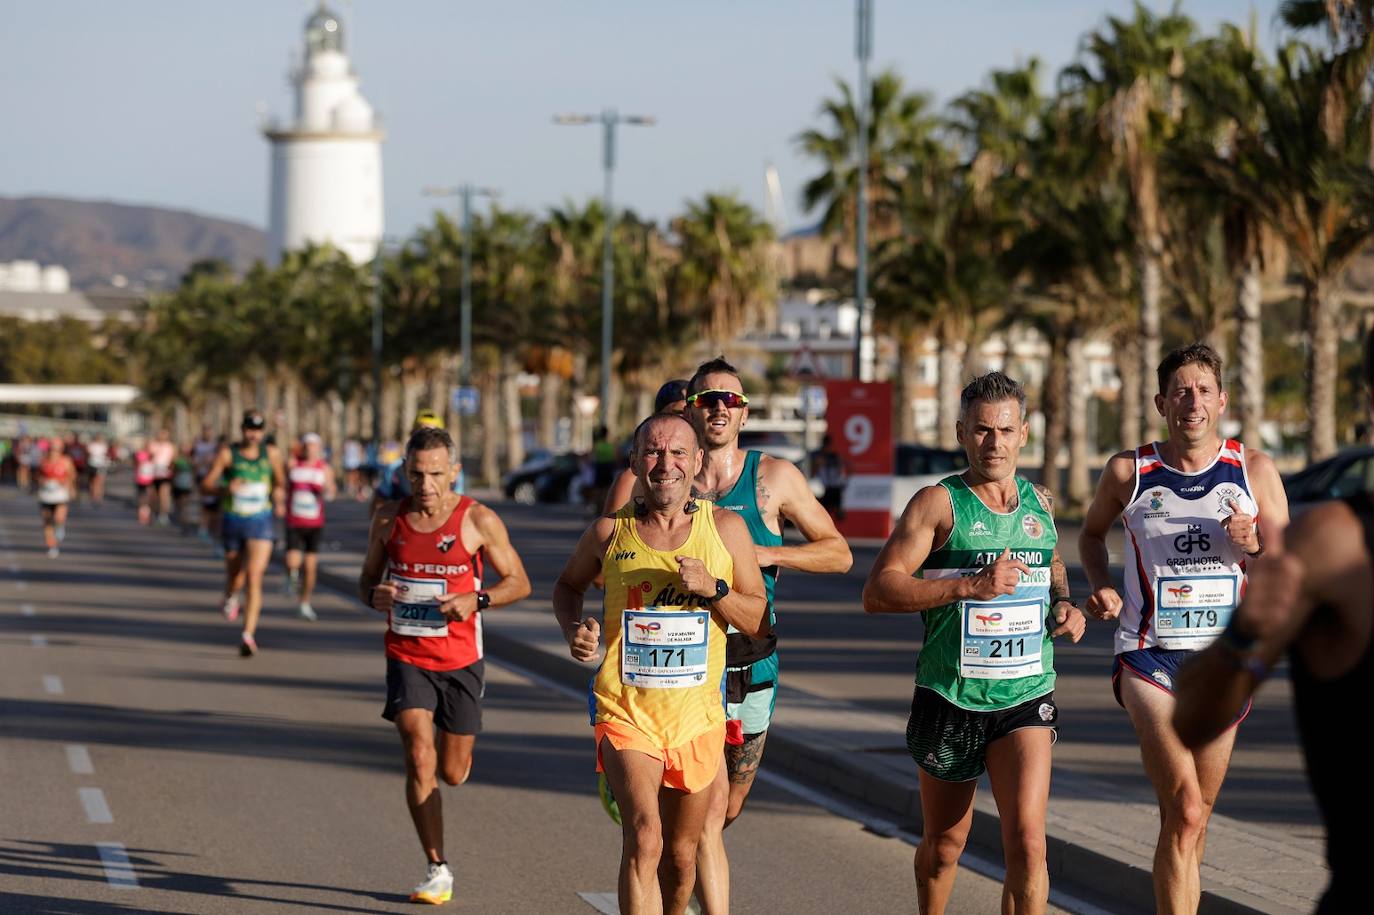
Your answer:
[153,461,170,477]
[137,460,155,480]
[290,490,321,520]
[38,480,68,503]
[621,608,710,689]
[1154,575,1238,649]
[959,597,1045,680]
[389,574,449,638]
[232,480,270,516]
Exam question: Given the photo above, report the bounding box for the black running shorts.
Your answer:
[285,526,322,554]
[382,657,484,735]
[906,687,1058,783]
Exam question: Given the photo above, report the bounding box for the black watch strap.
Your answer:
[476,590,491,611]
[713,578,730,602]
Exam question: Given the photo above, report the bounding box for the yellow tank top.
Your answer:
[593,503,735,749]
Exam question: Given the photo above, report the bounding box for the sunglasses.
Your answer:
[687,389,749,410]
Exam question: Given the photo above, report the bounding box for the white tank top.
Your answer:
[1117,439,1258,654]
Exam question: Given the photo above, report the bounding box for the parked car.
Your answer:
[502,450,581,504]
[1283,446,1374,514]
[888,444,968,514]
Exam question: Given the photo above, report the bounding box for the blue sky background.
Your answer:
[1,2,1284,238]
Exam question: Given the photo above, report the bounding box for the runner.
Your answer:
[603,378,691,513]
[862,371,1085,914]
[148,428,177,525]
[191,427,222,542]
[554,413,768,915]
[680,357,852,913]
[200,410,287,657]
[36,437,78,558]
[1172,332,1374,915]
[1079,343,1288,914]
[284,432,336,621]
[132,438,157,526]
[171,446,197,528]
[85,433,110,505]
[370,411,463,516]
[357,425,531,905]
[14,435,34,490]
[343,436,367,500]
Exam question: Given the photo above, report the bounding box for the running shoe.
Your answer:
[46,546,59,559]
[298,602,317,622]
[239,632,257,657]
[221,595,240,622]
[55,526,65,543]
[284,570,299,596]
[409,862,453,905]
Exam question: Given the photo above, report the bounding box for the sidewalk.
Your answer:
[301,494,1325,915]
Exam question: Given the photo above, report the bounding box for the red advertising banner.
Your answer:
[823,380,893,538]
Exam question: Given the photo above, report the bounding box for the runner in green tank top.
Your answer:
[200,409,286,657]
[685,357,852,915]
[863,372,1086,915]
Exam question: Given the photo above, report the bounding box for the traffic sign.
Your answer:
[451,386,480,416]
[802,385,827,418]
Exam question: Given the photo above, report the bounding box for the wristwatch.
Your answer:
[476,590,491,611]
[713,579,730,602]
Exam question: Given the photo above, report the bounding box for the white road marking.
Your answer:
[31,634,47,647]
[21,603,35,616]
[577,892,619,914]
[500,658,1115,915]
[80,787,113,823]
[66,744,94,775]
[96,842,139,888]
[42,674,63,695]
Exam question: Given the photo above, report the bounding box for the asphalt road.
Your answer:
[0,485,1085,915]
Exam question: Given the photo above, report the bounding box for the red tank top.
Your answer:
[40,457,70,483]
[286,459,329,528]
[383,496,484,671]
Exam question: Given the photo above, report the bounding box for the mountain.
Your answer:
[0,195,266,292]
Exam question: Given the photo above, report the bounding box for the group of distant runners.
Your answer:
[15,337,1358,913]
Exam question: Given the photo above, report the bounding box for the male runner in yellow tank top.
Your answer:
[554,413,768,915]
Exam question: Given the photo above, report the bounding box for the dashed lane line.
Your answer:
[66,745,94,775]
[96,842,139,888]
[79,787,113,824]
[42,674,63,695]
[21,602,35,616]
[31,634,47,647]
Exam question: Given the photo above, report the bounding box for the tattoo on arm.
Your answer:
[725,731,768,782]
[1050,549,1071,605]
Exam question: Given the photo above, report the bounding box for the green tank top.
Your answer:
[711,450,783,665]
[225,445,274,518]
[916,475,1057,710]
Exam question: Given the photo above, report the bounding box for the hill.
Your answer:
[0,195,266,292]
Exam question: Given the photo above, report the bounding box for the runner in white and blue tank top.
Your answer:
[1080,343,1290,913]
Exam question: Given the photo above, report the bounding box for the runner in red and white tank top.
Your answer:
[284,433,336,621]
[357,426,531,901]
[36,438,77,558]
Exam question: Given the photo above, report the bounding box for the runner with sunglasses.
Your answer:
[684,356,852,914]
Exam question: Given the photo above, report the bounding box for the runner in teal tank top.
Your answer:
[862,371,1085,913]
[686,357,853,914]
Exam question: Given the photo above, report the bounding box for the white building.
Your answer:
[0,260,70,293]
[263,5,384,265]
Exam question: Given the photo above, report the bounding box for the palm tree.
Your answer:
[670,192,777,349]
[1188,35,1374,459]
[1062,1,1197,440]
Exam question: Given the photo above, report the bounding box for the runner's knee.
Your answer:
[439,751,472,786]
[625,815,664,865]
[1163,788,1207,841]
[920,828,968,873]
[1001,823,1046,873]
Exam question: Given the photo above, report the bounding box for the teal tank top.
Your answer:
[711,450,783,665]
[916,475,1057,710]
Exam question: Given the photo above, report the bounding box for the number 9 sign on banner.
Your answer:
[823,381,893,537]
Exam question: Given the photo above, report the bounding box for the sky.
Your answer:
[1,1,1285,240]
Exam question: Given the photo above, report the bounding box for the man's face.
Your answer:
[1156,364,1226,445]
[303,440,322,461]
[241,425,264,446]
[632,419,702,509]
[956,398,1027,483]
[406,447,456,509]
[688,372,748,449]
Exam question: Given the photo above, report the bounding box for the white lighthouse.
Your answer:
[264,4,384,265]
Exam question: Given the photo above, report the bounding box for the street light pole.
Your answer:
[853,0,875,381]
[554,109,655,433]
[423,184,496,457]
[371,248,384,447]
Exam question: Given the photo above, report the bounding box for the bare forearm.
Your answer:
[715,592,768,635]
[1050,553,1072,604]
[862,571,968,614]
[1079,534,1113,591]
[552,581,586,634]
[762,538,853,574]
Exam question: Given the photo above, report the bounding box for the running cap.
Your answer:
[241,410,266,430]
[654,379,690,413]
[300,432,322,445]
[412,409,445,431]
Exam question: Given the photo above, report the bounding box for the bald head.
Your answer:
[632,413,700,456]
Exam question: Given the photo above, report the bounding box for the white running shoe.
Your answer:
[409,862,453,905]
[297,602,317,622]
[47,546,59,559]
[221,595,240,622]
